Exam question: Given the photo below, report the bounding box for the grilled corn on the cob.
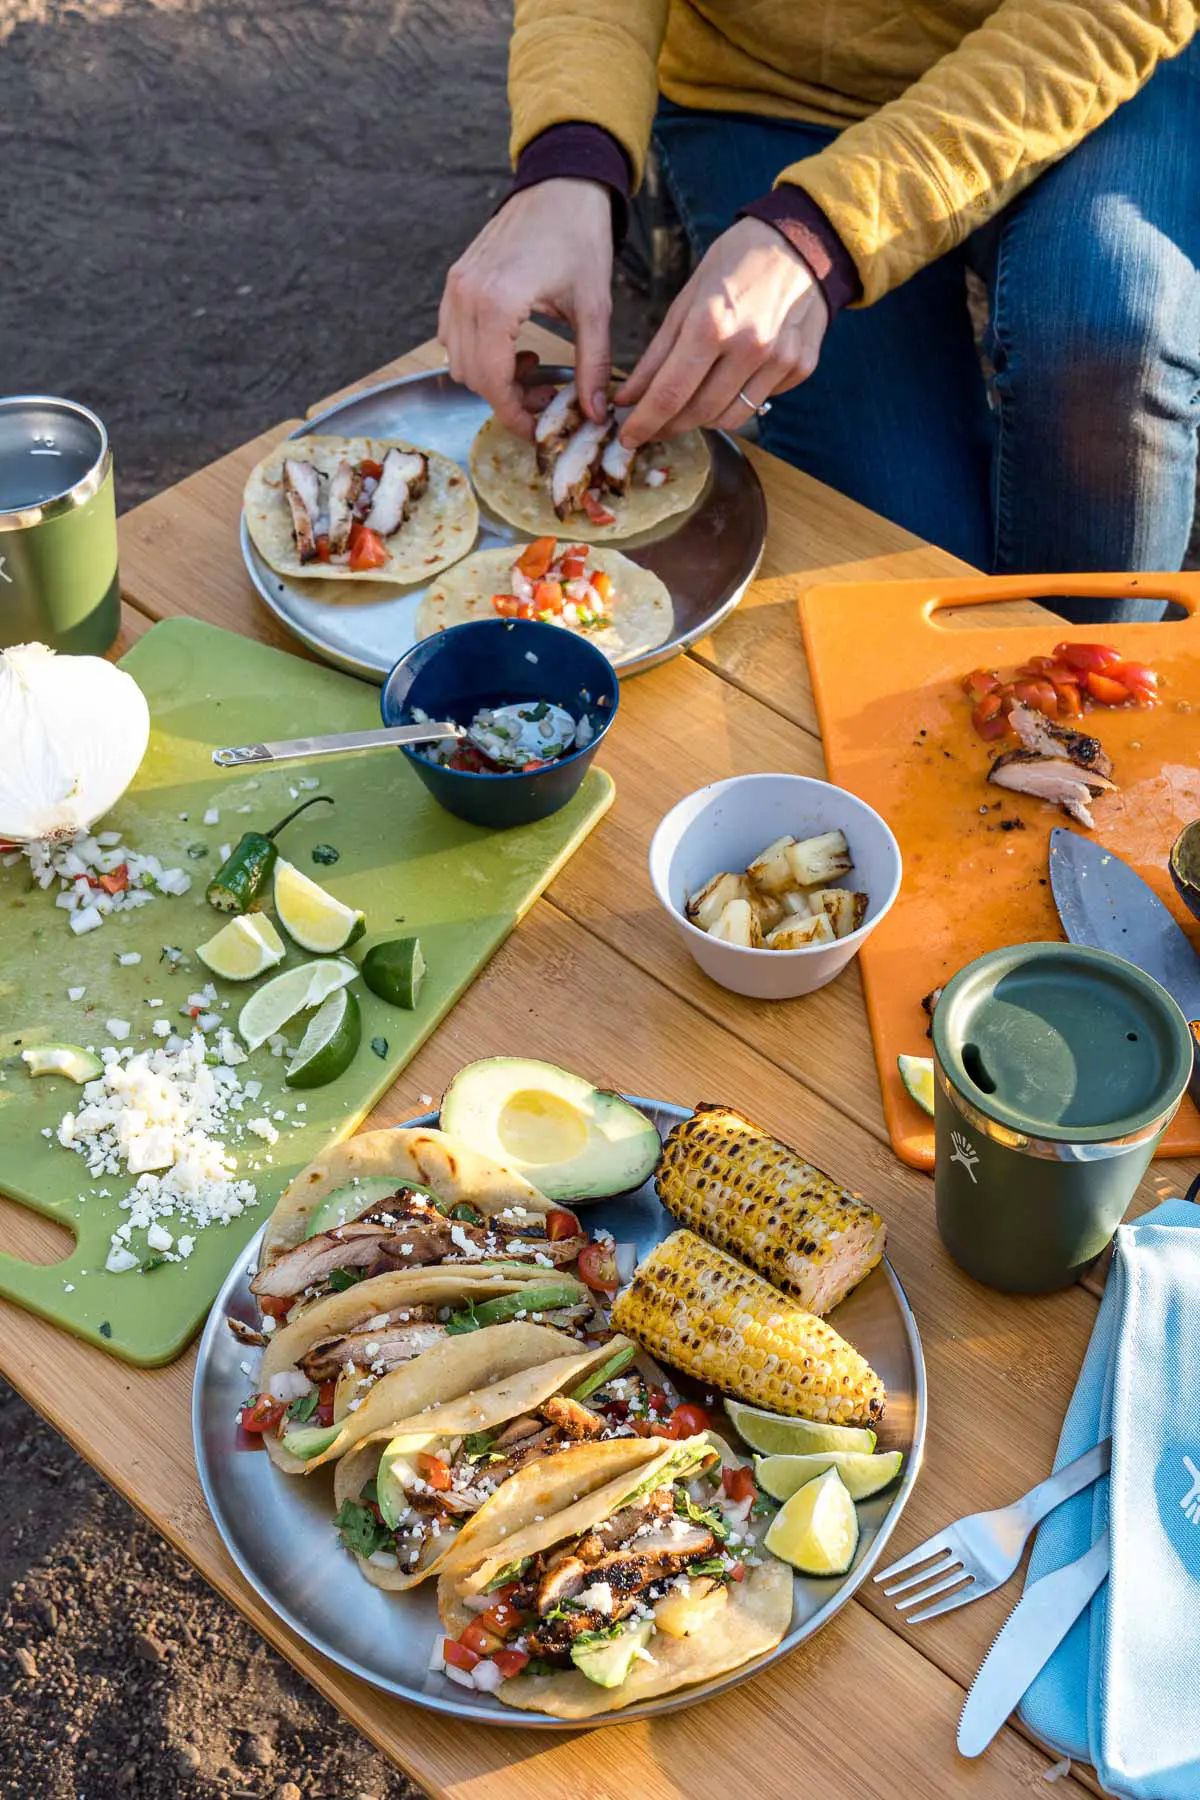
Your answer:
[612,1229,886,1426]
[656,1105,885,1314]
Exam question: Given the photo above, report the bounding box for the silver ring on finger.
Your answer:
[737,387,772,418]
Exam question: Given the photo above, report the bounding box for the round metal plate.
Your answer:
[239,369,767,683]
[194,1100,926,1728]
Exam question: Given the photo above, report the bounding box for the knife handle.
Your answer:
[1188,1028,1200,1120]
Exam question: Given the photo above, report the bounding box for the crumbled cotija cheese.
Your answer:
[54,1032,258,1270]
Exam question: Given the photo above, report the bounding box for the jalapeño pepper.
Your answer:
[205,795,333,913]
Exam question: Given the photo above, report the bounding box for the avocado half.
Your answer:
[439,1059,661,1204]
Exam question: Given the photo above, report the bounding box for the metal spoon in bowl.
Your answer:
[212,701,582,772]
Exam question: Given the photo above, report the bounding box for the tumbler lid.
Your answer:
[933,941,1192,1142]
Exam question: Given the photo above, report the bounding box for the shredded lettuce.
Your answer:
[485,1557,530,1592]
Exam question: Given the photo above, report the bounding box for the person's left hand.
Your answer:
[615,217,829,447]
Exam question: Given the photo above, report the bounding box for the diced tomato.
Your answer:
[1016,656,1058,677]
[240,1393,287,1433]
[358,459,384,481]
[545,1208,582,1242]
[961,668,999,699]
[447,746,493,773]
[975,714,1012,741]
[591,570,613,604]
[972,692,1002,723]
[459,1621,502,1656]
[442,1638,480,1673]
[581,492,616,526]
[314,1379,337,1428]
[487,1582,521,1606]
[98,864,129,895]
[1053,641,1123,674]
[349,526,388,572]
[417,1453,452,1491]
[721,1465,757,1505]
[631,1418,661,1436]
[1085,671,1130,706]
[493,594,520,617]
[728,1562,747,1583]
[1053,680,1083,718]
[532,579,564,614]
[1012,678,1058,716]
[491,1649,530,1680]
[258,1294,292,1321]
[971,698,1010,740]
[578,1242,619,1294]
[1114,661,1159,702]
[515,536,558,580]
[646,1387,669,1417]
[559,553,587,581]
[667,1401,713,1439]
[478,1598,522,1636]
[314,534,331,564]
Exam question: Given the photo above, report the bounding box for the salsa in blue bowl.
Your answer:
[381,619,620,829]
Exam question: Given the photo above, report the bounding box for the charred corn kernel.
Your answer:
[655,1105,885,1315]
[612,1230,886,1427]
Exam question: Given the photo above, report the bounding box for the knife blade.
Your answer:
[212,723,462,767]
[958,1534,1110,1758]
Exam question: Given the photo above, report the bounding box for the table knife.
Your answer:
[1049,827,1200,1111]
[212,723,462,767]
[958,1534,1110,1758]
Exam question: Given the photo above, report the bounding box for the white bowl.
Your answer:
[648,774,902,1000]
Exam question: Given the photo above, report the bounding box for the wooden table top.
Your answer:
[4,326,1189,1799]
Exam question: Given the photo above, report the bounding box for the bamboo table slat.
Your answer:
[1,328,1173,1799]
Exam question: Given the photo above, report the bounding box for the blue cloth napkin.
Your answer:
[1019,1199,1200,1797]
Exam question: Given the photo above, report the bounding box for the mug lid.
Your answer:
[933,941,1193,1142]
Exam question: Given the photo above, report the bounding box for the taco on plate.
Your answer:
[414,537,672,667]
[433,1431,792,1716]
[244,434,478,584]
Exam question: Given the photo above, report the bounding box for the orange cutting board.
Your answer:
[799,573,1200,1170]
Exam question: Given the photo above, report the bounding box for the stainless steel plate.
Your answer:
[194,1100,926,1728]
[239,369,767,683]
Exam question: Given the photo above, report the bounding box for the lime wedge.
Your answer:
[273,858,364,954]
[756,1449,903,1504]
[285,986,361,1088]
[361,936,426,1009]
[724,1399,877,1458]
[237,957,356,1052]
[197,912,286,981]
[765,1465,860,1576]
[898,1054,935,1117]
[22,1043,104,1083]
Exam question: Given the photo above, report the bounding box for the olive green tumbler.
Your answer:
[0,396,119,654]
[933,943,1192,1293]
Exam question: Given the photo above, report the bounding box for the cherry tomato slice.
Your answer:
[1053,641,1123,674]
[961,668,999,698]
[442,1639,479,1672]
[358,459,384,481]
[314,1379,337,1428]
[416,1453,452,1491]
[515,536,558,580]
[240,1394,287,1433]
[578,1242,619,1294]
[459,1621,502,1656]
[258,1294,292,1321]
[532,578,564,614]
[492,594,520,618]
[581,492,616,526]
[1012,679,1059,716]
[974,713,1013,742]
[591,570,613,604]
[314,533,331,563]
[1053,680,1084,718]
[478,1598,522,1636]
[728,1562,748,1583]
[491,1649,530,1679]
[668,1401,713,1438]
[721,1465,757,1505]
[1113,660,1158,691]
[349,526,389,572]
[972,692,1002,723]
[545,1208,582,1242]
[1085,671,1130,706]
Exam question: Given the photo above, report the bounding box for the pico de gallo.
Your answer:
[491,538,615,633]
[962,641,1161,741]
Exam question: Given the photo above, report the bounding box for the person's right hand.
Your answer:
[438,178,614,439]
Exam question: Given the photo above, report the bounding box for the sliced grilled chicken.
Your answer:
[599,416,634,494]
[538,1394,604,1439]
[550,418,614,518]
[283,458,321,562]
[1008,703,1114,779]
[493,1413,544,1449]
[251,1223,402,1298]
[363,448,428,536]
[299,1320,447,1381]
[327,459,364,556]
[988,751,1117,829]
[534,381,584,473]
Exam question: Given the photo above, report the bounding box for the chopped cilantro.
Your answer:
[312,844,340,866]
[674,1489,729,1542]
[683,1556,729,1580]
[327,1268,366,1293]
[485,1557,530,1592]
[371,1037,389,1059]
[570,1626,625,1651]
[186,843,209,859]
[334,1500,393,1560]
[288,1389,320,1423]
[526,701,550,721]
[463,1429,497,1461]
[523,1658,555,1678]
[98,1321,113,1339]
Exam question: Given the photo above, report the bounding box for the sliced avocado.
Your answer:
[375,1440,427,1529]
[570,1343,636,1403]
[439,1058,661,1203]
[570,1620,653,1688]
[458,1282,583,1331]
[305,1178,433,1239]
[281,1421,342,1461]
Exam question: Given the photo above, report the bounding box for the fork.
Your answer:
[873,1436,1111,1624]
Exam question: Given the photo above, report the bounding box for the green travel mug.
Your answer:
[0,396,119,654]
[933,942,1193,1293]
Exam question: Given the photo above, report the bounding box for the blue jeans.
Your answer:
[653,39,1200,622]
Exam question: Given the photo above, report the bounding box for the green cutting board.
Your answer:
[0,618,614,1365]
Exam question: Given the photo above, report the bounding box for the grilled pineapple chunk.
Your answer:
[779,890,811,917]
[654,1577,729,1638]
[747,885,787,935]
[747,836,798,894]
[710,898,762,947]
[766,913,834,949]
[687,871,751,933]
[808,888,869,939]
[787,830,852,887]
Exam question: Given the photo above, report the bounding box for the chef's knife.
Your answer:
[958,1534,1110,1758]
[212,723,462,767]
[1049,827,1200,1110]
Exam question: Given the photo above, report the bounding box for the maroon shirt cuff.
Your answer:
[511,123,631,243]
[739,186,863,316]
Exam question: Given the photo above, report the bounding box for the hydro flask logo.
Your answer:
[949,1130,980,1184]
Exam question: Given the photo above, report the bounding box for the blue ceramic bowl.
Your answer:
[381,619,620,829]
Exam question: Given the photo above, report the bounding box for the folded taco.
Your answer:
[434,1432,793,1717]
[330,1334,661,1589]
[243,1263,602,1474]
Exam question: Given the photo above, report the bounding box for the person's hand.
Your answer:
[616,217,828,447]
[438,178,614,438]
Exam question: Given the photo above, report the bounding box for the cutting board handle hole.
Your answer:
[0,1194,76,1265]
[961,1042,998,1095]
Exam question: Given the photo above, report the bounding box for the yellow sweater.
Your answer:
[509,0,1196,303]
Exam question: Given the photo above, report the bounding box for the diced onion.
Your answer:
[613,1241,637,1285]
[267,1370,312,1403]
[471,1659,504,1693]
[460,1592,494,1614]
